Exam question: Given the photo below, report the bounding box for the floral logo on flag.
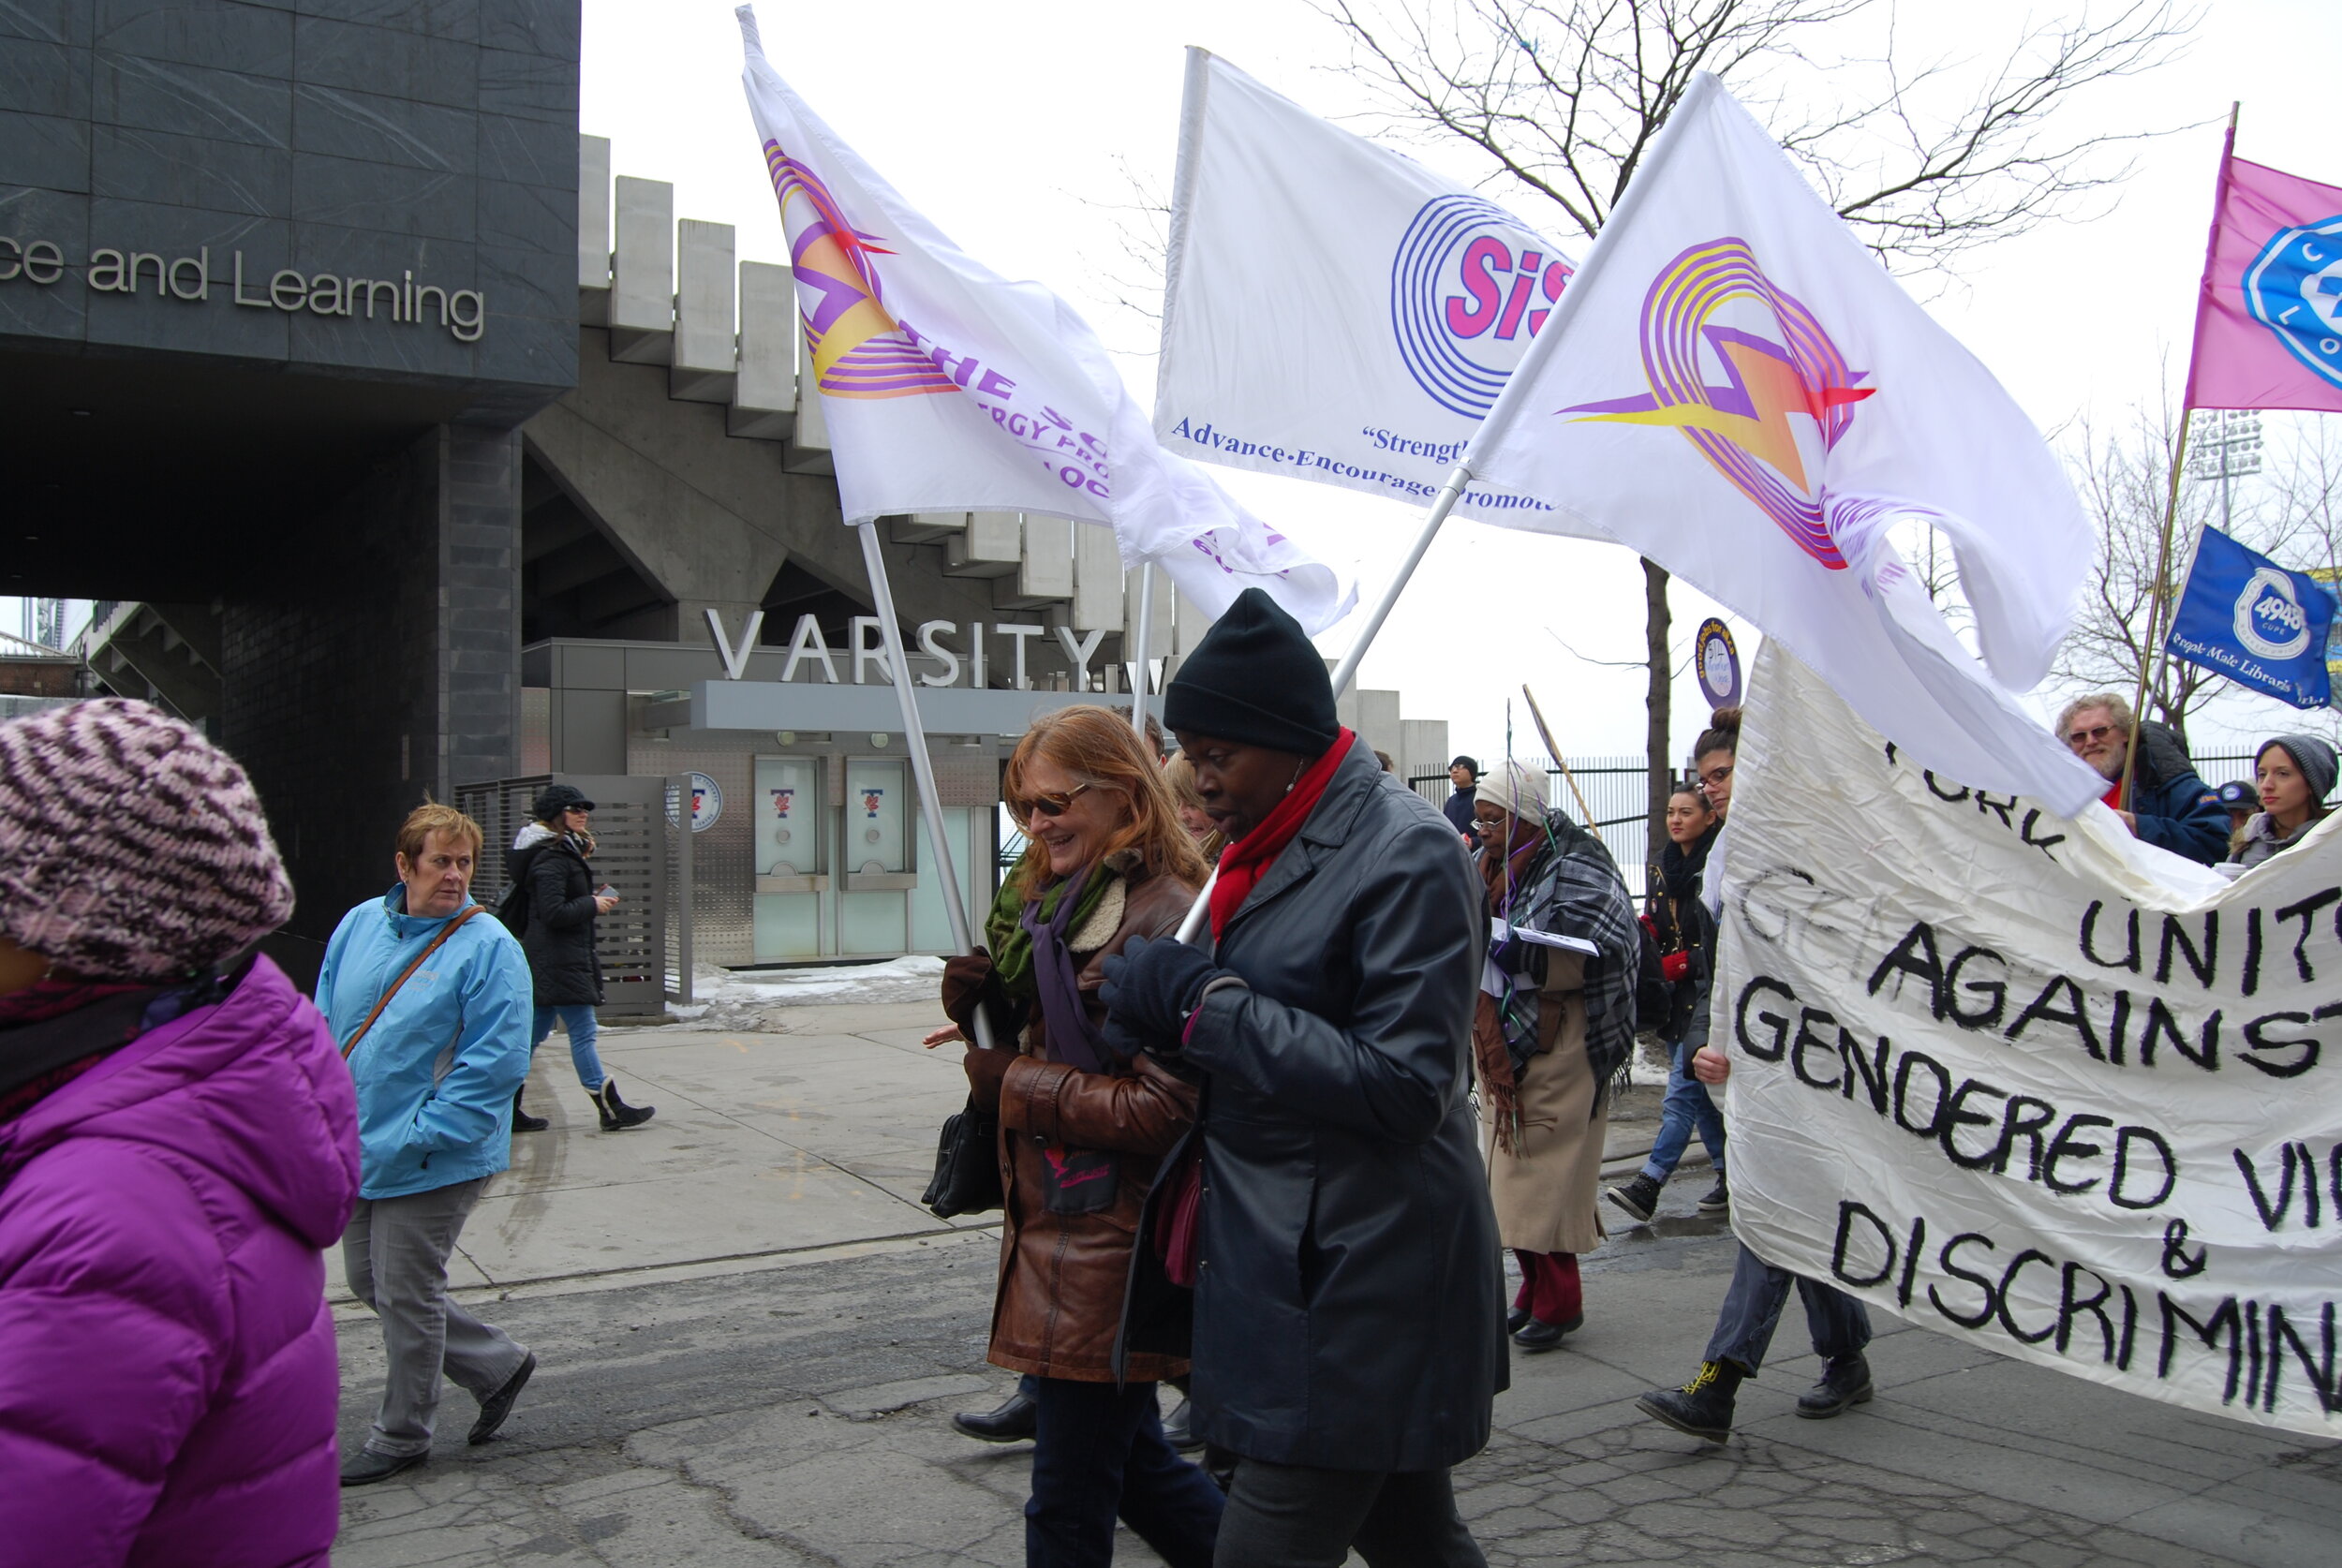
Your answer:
[763,141,957,400]
[1563,238,1875,570]
[2243,215,2342,392]
[1390,195,1571,419]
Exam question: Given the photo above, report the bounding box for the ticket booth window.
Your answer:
[842,758,914,885]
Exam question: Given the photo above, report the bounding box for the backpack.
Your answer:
[496,842,550,939]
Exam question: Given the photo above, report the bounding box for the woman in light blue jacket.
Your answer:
[318,803,537,1486]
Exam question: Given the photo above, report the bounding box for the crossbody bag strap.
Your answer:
[340,907,485,1061]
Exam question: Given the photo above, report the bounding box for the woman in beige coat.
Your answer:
[1469,760,1640,1352]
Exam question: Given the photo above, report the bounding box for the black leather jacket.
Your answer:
[1160,738,1505,1471]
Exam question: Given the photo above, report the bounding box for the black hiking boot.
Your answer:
[511,1087,549,1133]
[1637,1359,1745,1443]
[1796,1354,1875,1418]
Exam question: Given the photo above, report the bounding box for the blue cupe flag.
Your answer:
[2163,525,2338,709]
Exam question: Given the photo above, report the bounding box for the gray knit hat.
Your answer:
[2261,734,2338,808]
[0,700,293,981]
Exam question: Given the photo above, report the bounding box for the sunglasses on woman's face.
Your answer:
[1017,782,1098,819]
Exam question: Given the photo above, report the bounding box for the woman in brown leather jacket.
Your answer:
[931,705,1220,1568]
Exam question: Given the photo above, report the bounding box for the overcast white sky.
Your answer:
[570,0,2338,768]
[23,0,2336,769]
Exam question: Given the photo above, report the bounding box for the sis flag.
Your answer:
[734,9,1351,631]
[1460,73,2106,816]
[1152,50,1582,530]
[2186,130,2342,414]
[2163,526,2337,710]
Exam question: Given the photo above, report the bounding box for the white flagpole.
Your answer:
[1322,72,1727,702]
[1129,561,1156,744]
[854,521,995,1049]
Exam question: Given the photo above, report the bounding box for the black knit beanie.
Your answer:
[1164,587,1340,756]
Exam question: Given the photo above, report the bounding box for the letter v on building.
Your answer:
[706,608,766,681]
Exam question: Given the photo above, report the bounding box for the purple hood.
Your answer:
[0,955,360,1567]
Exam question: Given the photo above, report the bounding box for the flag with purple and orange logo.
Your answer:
[734,7,1351,633]
[1460,74,2103,814]
[2186,132,2342,415]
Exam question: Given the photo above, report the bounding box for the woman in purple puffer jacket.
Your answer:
[0,699,360,1568]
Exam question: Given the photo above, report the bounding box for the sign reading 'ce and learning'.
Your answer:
[0,238,486,342]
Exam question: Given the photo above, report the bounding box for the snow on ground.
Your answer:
[649,955,947,1031]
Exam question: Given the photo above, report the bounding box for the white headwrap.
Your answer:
[1475,758,1551,825]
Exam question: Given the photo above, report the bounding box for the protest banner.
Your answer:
[1722,641,2342,1436]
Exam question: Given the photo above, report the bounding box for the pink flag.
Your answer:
[2186,133,2342,413]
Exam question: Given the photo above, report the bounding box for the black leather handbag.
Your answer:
[921,1096,1002,1218]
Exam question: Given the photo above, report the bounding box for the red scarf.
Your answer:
[1208,728,1356,939]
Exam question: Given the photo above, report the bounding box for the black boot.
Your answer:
[511,1087,549,1133]
[592,1078,655,1130]
[952,1389,1037,1442]
[1796,1354,1874,1418]
[1637,1358,1745,1443]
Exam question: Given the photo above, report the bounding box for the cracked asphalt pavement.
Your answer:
[334,1197,2340,1567]
[330,1005,2340,1565]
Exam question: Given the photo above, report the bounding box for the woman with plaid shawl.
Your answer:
[1467,759,1639,1353]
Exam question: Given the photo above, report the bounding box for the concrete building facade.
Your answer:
[7,1,1446,980]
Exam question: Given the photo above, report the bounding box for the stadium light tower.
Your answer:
[2185,408,2262,532]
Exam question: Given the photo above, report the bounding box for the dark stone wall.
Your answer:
[223,421,520,966]
[0,0,579,403]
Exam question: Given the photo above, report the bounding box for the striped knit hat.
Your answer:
[0,700,292,981]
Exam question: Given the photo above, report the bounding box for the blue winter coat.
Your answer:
[318,887,534,1200]
[2120,724,2230,866]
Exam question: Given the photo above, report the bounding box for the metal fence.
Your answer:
[1412,755,1658,898]
[457,773,694,1013]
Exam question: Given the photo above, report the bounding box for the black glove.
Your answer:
[1101,934,1225,1050]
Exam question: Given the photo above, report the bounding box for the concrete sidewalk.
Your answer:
[332,1006,1699,1307]
[331,1004,2337,1566]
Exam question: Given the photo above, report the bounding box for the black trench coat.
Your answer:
[1130,737,1505,1472]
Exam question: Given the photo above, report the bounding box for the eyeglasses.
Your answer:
[1699,763,1734,787]
[1016,782,1099,820]
[2065,725,2118,747]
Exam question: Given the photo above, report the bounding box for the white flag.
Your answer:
[735,9,1351,631]
[1154,50,1584,531]
[1462,74,2104,815]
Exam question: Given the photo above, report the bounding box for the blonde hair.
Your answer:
[394,803,483,865]
[1164,751,1207,813]
[1004,707,1208,897]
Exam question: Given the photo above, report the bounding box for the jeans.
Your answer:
[343,1177,531,1457]
[1705,1241,1872,1375]
[1215,1460,1486,1568]
[1027,1376,1223,1568]
[531,1003,606,1091]
[1640,1038,1727,1184]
